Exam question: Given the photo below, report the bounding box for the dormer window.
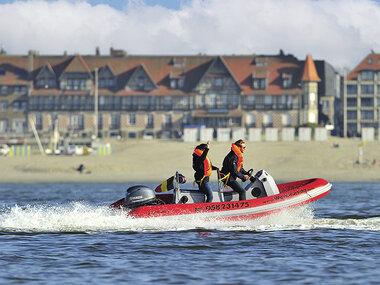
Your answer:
[255,57,267,67]
[282,73,292,89]
[0,68,5,76]
[37,78,56,89]
[172,57,185,67]
[214,78,223,87]
[170,78,184,89]
[99,77,115,89]
[170,79,177,89]
[138,76,144,88]
[368,58,373,64]
[253,78,266,89]
[66,78,86,90]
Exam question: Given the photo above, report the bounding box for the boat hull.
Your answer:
[124,178,331,220]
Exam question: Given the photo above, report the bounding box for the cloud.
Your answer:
[0,0,380,69]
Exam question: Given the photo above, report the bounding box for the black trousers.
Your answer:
[227,180,246,201]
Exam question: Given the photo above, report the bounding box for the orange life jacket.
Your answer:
[193,148,212,177]
[231,143,243,172]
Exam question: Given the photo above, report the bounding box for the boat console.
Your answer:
[244,169,279,199]
[171,169,280,204]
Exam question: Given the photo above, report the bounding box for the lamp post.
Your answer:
[94,67,98,140]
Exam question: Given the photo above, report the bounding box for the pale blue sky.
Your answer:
[1,0,191,10]
[1,0,380,69]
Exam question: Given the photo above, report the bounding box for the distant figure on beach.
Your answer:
[192,141,218,203]
[76,164,85,173]
[220,139,251,201]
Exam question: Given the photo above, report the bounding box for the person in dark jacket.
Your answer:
[221,139,250,201]
[192,141,218,203]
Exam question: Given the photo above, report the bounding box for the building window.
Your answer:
[170,79,177,89]
[347,111,357,120]
[1,86,8,95]
[70,114,84,130]
[282,77,292,88]
[147,114,154,128]
[0,120,8,132]
[66,78,86,90]
[182,113,190,125]
[138,76,144,88]
[110,114,120,129]
[214,78,223,87]
[347,85,357,94]
[246,96,255,106]
[163,96,173,108]
[360,71,374,81]
[178,78,184,89]
[368,58,373,64]
[361,110,374,120]
[263,114,273,127]
[99,79,105,88]
[246,114,256,127]
[13,101,20,111]
[282,114,291,126]
[129,114,136,125]
[0,68,5,76]
[35,114,43,130]
[253,78,266,89]
[1,101,7,111]
[264,95,273,108]
[37,78,55,89]
[164,114,172,128]
[361,98,373,107]
[109,79,115,88]
[347,98,357,107]
[361,84,374,94]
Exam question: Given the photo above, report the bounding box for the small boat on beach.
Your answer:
[110,170,332,220]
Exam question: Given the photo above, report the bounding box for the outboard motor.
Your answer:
[124,185,163,210]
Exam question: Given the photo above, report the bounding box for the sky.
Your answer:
[1,0,380,70]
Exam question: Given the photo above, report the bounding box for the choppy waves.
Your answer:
[0,202,379,233]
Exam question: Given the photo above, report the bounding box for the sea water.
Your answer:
[0,182,378,284]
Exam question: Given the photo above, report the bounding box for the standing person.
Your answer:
[193,141,218,203]
[221,139,250,201]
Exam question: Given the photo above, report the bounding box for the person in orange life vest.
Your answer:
[192,141,218,203]
[221,139,250,201]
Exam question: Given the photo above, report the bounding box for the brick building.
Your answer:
[0,49,339,140]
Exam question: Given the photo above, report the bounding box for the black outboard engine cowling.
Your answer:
[124,185,163,210]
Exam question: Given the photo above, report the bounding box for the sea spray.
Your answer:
[1,202,378,233]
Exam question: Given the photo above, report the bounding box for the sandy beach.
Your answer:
[1,137,380,184]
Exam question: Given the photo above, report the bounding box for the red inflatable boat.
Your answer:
[110,170,332,220]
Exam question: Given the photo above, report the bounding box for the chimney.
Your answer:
[27,50,36,82]
[28,50,34,72]
[96,46,100,56]
[110,47,127,57]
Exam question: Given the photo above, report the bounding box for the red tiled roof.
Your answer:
[347,53,380,80]
[61,55,92,77]
[301,54,321,82]
[1,53,309,96]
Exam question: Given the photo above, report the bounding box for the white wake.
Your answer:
[0,202,378,233]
